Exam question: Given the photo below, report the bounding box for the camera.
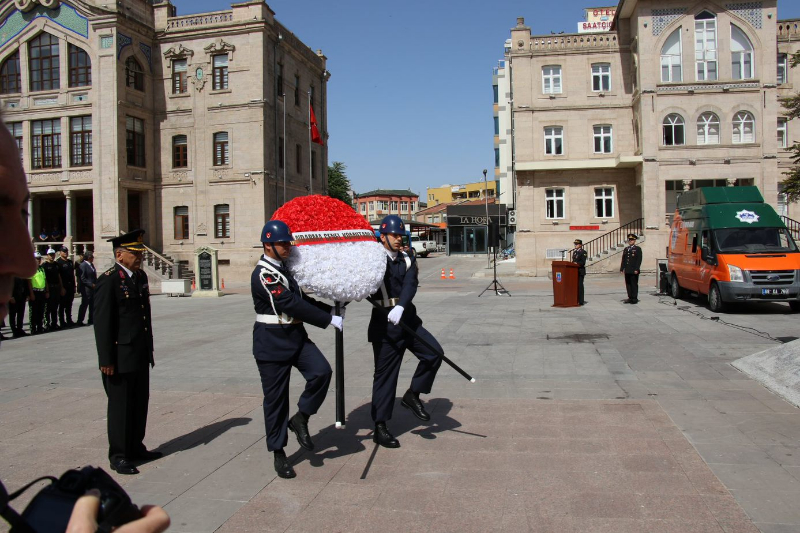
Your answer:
[1,466,140,533]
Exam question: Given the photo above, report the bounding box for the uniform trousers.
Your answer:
[45,287,59,328]
[8,299,27,334]
[371,325,443,423]
[254,342,332,452]
[102,369,150,462]
[59,291,75,325]
[577,271,586,304]
[29,291,46,332]
[625,273,639,301]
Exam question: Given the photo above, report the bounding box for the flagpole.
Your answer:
[308,91,313,195]
[282,94,286,205]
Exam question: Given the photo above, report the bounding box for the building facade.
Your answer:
[353,189,420,223]
[0,0,329,283]
[426,180,498,206]
[505,1,800,275]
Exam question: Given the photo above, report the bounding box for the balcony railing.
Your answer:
[528,33,618,53]
[166,11,233,30]
[778,19,800,40]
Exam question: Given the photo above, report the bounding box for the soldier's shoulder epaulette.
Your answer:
[103,267,116,276]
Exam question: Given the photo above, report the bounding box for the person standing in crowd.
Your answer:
[251,220,341,479]
[50,226,64,243]
[368,215,443,449]
[571,239,587,306]
[8,274,33,337]
[620,233,643,304]
[77,251,97,326]
[94,229,161,475]
[41,247,63,331]
[29,252,47,334]
[74,251,84,295]
[56,245,77,328]
[38,227,49,243]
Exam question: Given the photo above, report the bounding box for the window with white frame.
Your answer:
[360,203,366,214]
[731,25,753,80]
[778,118,788,149]
[732,111,755,144]
[778,54,788,85]
[391,201,398,211]
[593,125,612,153]
[545,188,565,219]
[401,201,408,211]
[544,126,563,155]
[594,187,614,218]
[661,28,682,82]
[591,63,611,92]
[542,65,562,94]
[697,112,720,144]
[368,201,374,211]
[662,114,685,146]
[695,11,718,81]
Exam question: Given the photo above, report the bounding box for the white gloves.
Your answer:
[387,305,404,325]
[331,307,345,319]
[330,315,343,331]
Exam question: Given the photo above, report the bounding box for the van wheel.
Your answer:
[670,274,683,299]
[708,283,725,313]
[790,301,800,313]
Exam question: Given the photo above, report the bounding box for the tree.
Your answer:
[780,51,800,202]
[327,161,353,206]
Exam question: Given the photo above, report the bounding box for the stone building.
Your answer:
[426,180,498,206]
[0,0,329,283]
[505,1,800,275]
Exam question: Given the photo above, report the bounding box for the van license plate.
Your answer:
[762,288,788,295]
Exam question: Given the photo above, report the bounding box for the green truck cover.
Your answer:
[676,187,785,229]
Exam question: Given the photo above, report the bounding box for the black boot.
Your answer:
[288,412,314,451]
[373,422,400,448]
[273,450,296,479]
[401,389,431,421]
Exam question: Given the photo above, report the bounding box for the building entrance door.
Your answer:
[76,195,93,242]
[127,191,141,231]
[465,227,487,253]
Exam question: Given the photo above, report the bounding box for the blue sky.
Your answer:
[172,0,800,197]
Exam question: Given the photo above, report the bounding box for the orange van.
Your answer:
[668,186,800,312]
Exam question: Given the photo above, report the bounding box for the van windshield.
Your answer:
[714,227,798,253]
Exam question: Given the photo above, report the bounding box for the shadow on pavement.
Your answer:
[153,417,252,457]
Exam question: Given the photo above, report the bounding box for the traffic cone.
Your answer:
[221,278,225,289]
[191,278,196,290]
[449,268,455,280]
[441,268,446,279]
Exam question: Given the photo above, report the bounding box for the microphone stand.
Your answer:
[479,243,510,297]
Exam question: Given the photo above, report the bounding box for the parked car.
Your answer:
[668,186,800,312]
[410,235,435,257]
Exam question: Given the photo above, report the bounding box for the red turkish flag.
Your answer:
[310,104,323,145]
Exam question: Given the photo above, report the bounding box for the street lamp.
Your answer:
[483,169,490,268]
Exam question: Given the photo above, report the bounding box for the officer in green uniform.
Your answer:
[93,229,161,475]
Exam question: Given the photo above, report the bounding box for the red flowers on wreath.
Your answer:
[273,195,372,233]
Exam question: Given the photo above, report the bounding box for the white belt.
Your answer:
[255,314,301,325]
[377,298,399,307]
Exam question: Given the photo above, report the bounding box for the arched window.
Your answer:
[697,112,720,144]
[732,111,755,143]
[695,11,717,81]
[125,57,144,91]
[661,28,682,82]
[0,51,21,94]
[68,44,91,87]
[663,114,685,146]
[29,33,60,91]
[731,25,754,80]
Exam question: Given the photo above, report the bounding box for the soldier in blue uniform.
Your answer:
[571,239,587,305]
[368,215,443,448]
[93,229,161,475]
[620,233,643,304]
[251,220,342,479]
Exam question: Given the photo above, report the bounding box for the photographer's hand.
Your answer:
[67,490,170,533]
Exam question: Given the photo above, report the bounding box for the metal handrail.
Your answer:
[781,215,800,241]
[583,218,644,262]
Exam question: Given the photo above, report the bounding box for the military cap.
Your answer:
[60,245,69,253]
[627,233,637,240]
[573,239,583,245]
[109,229,147,251]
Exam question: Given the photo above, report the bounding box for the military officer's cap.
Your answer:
[627,233,637,240]
[109,229,147,251]
[574,239,583,245]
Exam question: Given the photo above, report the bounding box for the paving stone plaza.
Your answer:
[1,255,799,532]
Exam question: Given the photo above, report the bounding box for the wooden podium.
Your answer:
[551,261,579,308]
